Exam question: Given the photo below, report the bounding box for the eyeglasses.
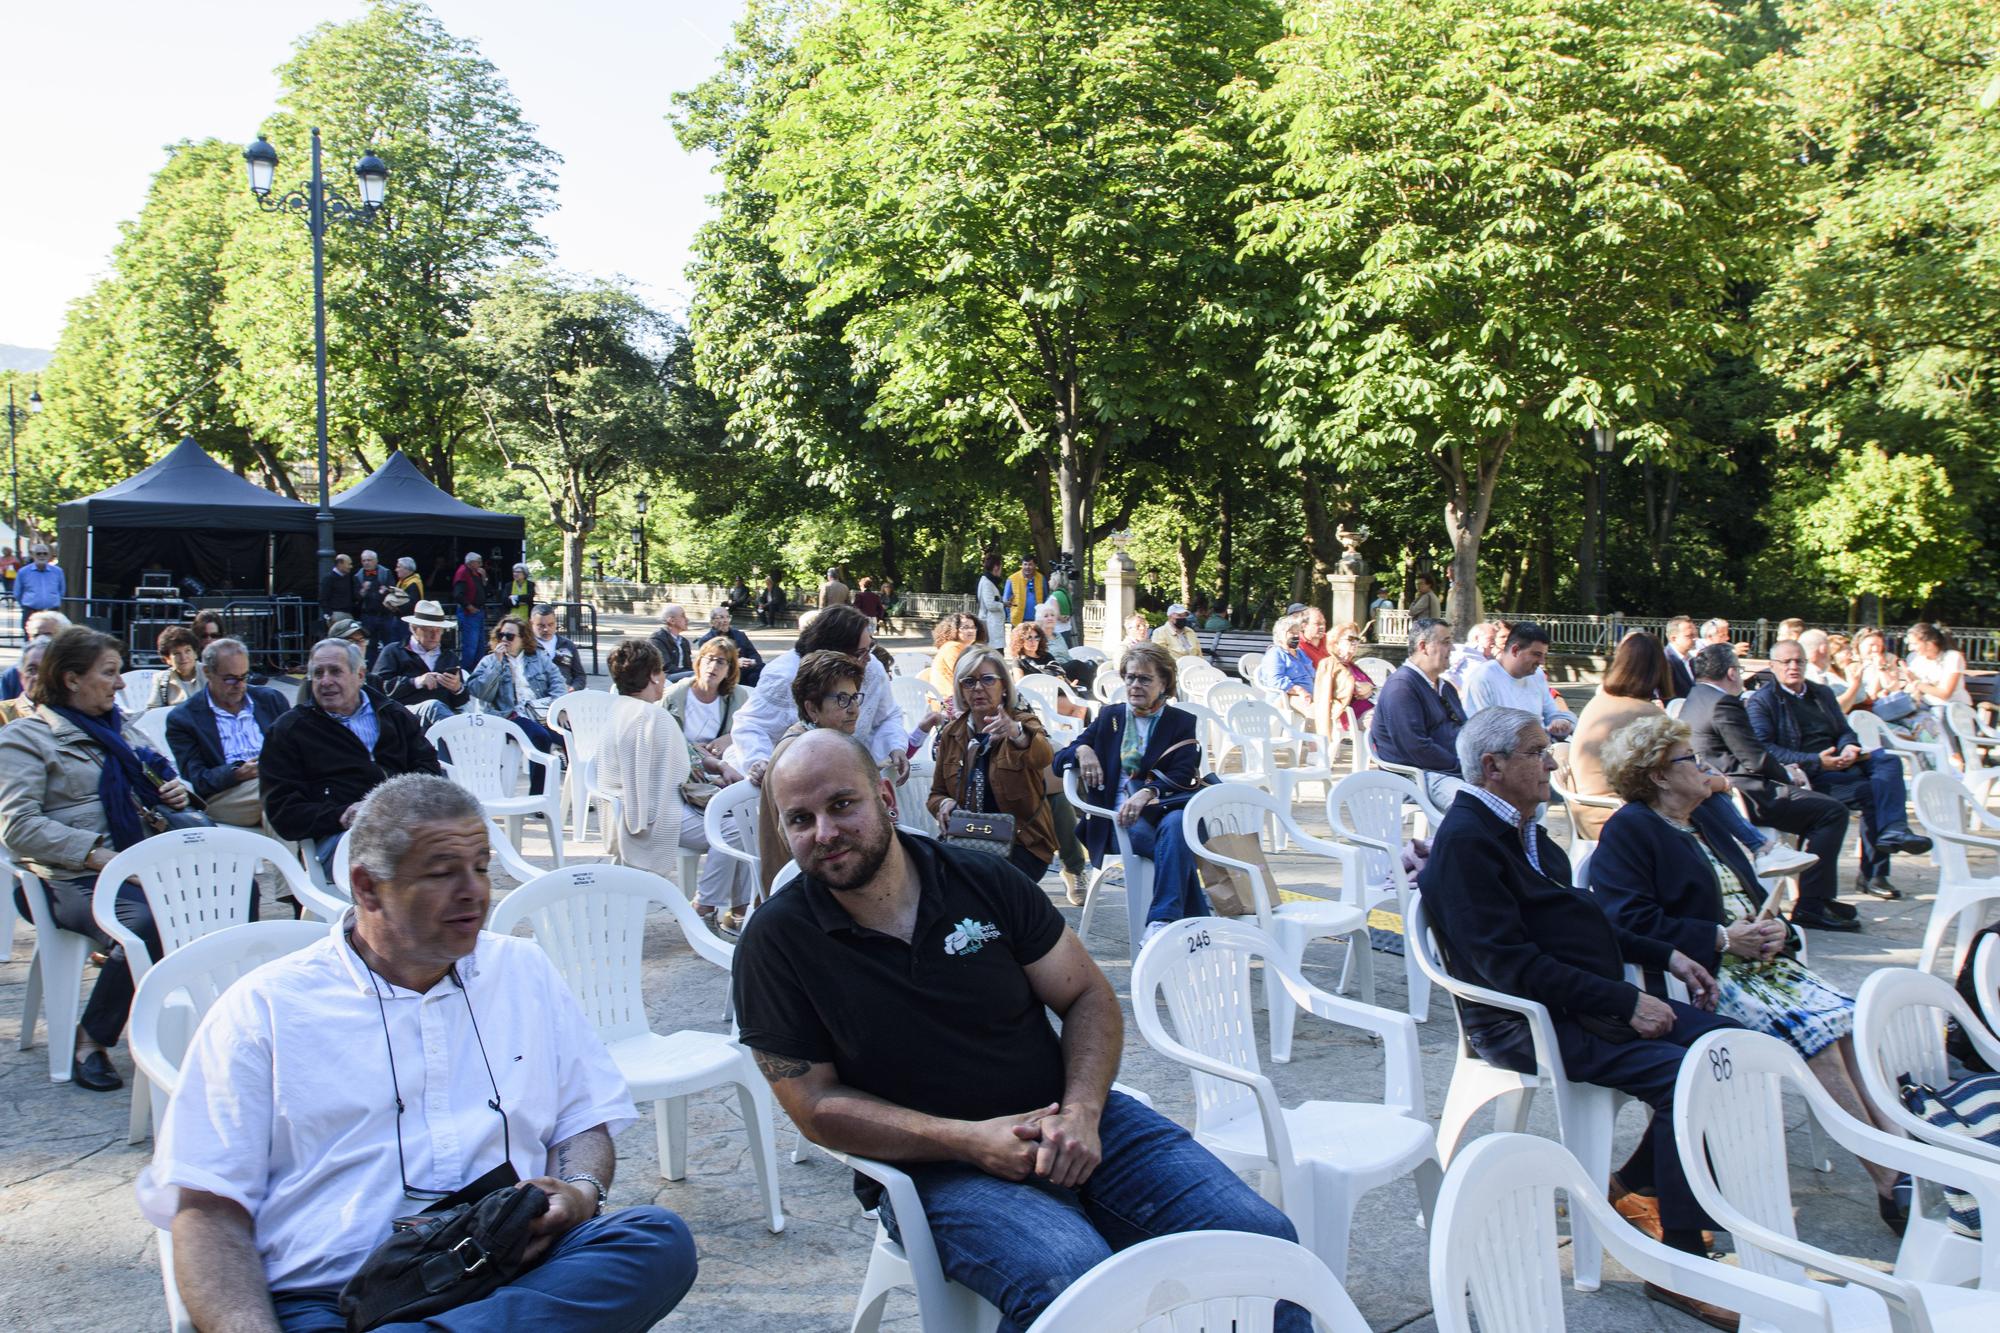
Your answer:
[824,690,865,709]
[966,673,1004,689]
[215,673,250,686]
[1669,753,1702,765]
[1125,673,1159,687]
[496,632,520,642]
[1510,743,1553,761]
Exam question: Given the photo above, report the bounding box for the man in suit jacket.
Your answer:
[1418,707,1737,1301]
[1051,642,1203,946]
[648,605,696,681]
[1371,619,1466,806]
[1662,616,1697,700]
[164,638,291,827]
[1680,643,1857,928]
[1747,639,1930,899]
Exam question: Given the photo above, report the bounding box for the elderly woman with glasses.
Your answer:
[1589,711,1908,1231]
[465,615,568,792]
[928,647,1058,884]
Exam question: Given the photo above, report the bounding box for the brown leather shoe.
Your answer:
[1611,1189,1665,1242]
[1645,1282,1740,1330]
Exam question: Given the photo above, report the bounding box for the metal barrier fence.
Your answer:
[58,595,315,674]
[0,595,23,646]
[547,602,601,674]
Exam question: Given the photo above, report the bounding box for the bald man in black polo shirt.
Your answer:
[733,729,1305,1333]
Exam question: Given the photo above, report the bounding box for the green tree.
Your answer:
[461,263,679,602]
[1242,0,1776,631]
[1797,444,1968,605]
[218,0,557,493]
[750,0,1279,560]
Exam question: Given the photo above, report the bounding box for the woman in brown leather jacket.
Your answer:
[927,647,1056,883]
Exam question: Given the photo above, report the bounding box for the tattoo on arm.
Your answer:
[545,1125,615,1189]
[754,1049,812,1082]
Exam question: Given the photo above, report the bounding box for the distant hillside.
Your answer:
[0,346,52,372]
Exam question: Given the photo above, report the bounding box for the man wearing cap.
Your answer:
[1003,554,1045,627]
[15,544,64,614]
[1150,604,1204,661]
[352,550,395,668]
[368,600,469,728]
[452,551,487,670]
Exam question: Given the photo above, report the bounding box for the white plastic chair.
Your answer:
[1549,741,1619,864]
[1179,784,1374,1063]
[1943,704,2000,803]
[1665,696,1687,720]
[1091,669,1124,706]
[1133,918,1438,1283]
[895,756,939,837]
[1980,932,2000,1038]
[890,648,934,679]
[94,826,318,1142]
[1676,1030,2000,1325]
[1235,652,1265,683]
[1068,644,1107,665]
[1854,967,2000,1288]
[1065,767,1153,961]
[14,860,91,1084]
[1431,1133,1836,1333]
[1850,706,1953,780]
[1406,894,1630,1291]
[129,919,327,1333]
[1176,661,1225,703]
[890,675,942,734]
[487,864,783,1232]
[1325,771,1430,1021]
[1356,656,1397,687]
[546,689,617,843]
[702,778,762,887]
[1024,1230,1369,1332]
[1224,699,1336,823]
[426,711,566,867]
[118,668,158,714]
[0,841,24,963]
[1172,699,1243,777]
[131,706,174,758]
[1912,771,2000,975]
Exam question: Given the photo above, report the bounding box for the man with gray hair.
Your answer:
[140,773,697,1331]
[452,551,487,670]
[1370,618,1467,806]
[262,638,443,876]
[1418,706,1737,1309]
[163,638,290,827]
[352,548,395,667]
[648,604,695,681]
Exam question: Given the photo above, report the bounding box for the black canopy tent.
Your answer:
[56,435,320,601]
[329,450,526,596]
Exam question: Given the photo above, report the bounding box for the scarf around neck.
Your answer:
[49,704,177,851]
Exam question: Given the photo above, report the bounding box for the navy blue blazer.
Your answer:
[1371,664,1466,773]
[1052,703,1200,864]
[1588,800,1765,975]
[165,686,292,799]
[1745,679,1860,773]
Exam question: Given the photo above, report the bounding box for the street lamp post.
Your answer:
[4,383,41,554]
[634,490,650,585]
[243,130,388,583]
[1590,424,1616,613]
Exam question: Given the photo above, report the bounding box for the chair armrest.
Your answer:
[291,877,351,924]
[1581,1206,1835,1332]
[1131,1014,1297,1164]
[1282,970,1426,1117]
[1062,769,1118,823]
[1702,1203,1933,1316]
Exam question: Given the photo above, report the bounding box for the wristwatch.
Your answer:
[559,1172,607,1216]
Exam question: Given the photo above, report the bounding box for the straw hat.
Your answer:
[402,599,452,628]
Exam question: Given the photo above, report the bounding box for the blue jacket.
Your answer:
[1052,703,1200,865]
[165,686,293,799]
[1587,800,1765,975]
[465,649,569,715]
[1744,679,1858,774]
[15,563,64,611]
[1272,645,1315,694]
[1371,664,1466,774]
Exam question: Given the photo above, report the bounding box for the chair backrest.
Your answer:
[1068,644,1107,665]
[1944,702,1996,770]
[488,863,730,1045]
[1222,698,1292,774]
[1356,656,1397,685]
[1234,652,1263,683]
[1091,670,1124,705]
[1177,661,1224,702]
[890,649,934,679]
[1327,770,1420,889]
[545,689,617,764]
[1853,967,2000,1159]
[128,920,326,1097]
[1132,916,1269,1137]
[1203,680,1253,724]
[703,778,762,881]
[1023,1230,1367,1333]
[426,711,532,800]
[1429,1133,1835,1333]
[118,669,157,714]
[1912,769,1985,880]
[1672,1031,1816,1285]
[1177,784,1298,933]
[94,827,314,983]
[890,675,942,732]
[1845,707,1892,751]
[1980,932,2000,1039]
[1170,700,1234,771]
[1013,674,1066,722]
[132,707,174,758]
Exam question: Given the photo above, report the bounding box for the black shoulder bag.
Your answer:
[338,1177,548,1330]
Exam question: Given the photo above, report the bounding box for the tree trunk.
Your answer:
[562,526,586,605]
[1216,490,1233,620]
[876,507,901,585]
[1440,431,1508,635]
[1026,453,1060,568]
[1536,527,1554,609]
[1578,457,1603,612]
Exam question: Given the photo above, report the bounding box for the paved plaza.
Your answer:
[0,621,1973,1330]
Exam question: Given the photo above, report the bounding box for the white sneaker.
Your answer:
[1754,842,1819,876]
[1141,921,1170,949]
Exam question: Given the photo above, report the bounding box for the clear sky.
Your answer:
[0,0,746,350]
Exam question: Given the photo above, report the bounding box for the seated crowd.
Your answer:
[2,589,1992,1333]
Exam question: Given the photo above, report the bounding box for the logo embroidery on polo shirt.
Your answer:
[944,918,1003,956]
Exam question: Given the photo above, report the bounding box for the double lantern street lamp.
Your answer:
[1589,423,1616,614]
[242,131,388,582]
[632,490,651,585]
[5,383,42,553]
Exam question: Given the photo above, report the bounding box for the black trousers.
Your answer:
[17,876,163,1049]
[1737,780,1850,903]
[1471,1000,1742,1233]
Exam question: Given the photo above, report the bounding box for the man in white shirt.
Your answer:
[139,775,696,1331]
[1464,622,1575,739]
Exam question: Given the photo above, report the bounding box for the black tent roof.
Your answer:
[331,450,524,539]
[56,435,316,531]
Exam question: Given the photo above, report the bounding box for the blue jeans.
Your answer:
[879,1091,1308,1333]
[270,1206,696,1332]
[312,835,342,884]
[1703,791,1766,852]
[1126,810,1208,927]
[456,610,484,670]
[1813,749,1911,879]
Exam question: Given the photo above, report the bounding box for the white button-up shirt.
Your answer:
[136,919,635,1292]
[212,699,265,766]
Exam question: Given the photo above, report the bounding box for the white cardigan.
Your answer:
[724,651,907,771]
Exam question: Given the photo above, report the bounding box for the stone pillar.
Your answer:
[1101,548,1137,659]
[1328,571,1373,632]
